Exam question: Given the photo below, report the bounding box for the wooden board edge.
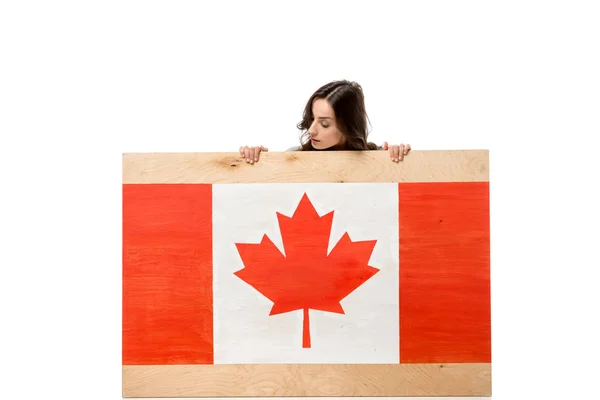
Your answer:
[122,363,492,397]
[122,150,489,184]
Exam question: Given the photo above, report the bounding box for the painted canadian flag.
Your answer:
[123,181,490,366]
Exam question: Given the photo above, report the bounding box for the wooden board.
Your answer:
[122,150,491,397]
[123,363,491,397]
[122,150,489,183]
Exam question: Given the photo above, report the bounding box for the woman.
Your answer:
[240,80,411,163]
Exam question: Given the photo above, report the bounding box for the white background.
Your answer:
[212,183,399,364]
[1,1,599,400]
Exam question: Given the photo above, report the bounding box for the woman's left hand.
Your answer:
[382,142,411,162]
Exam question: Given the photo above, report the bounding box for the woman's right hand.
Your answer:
[239,145,268,164]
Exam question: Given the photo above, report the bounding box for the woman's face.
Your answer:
[308,98,344,150]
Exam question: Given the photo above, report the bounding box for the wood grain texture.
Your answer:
[122,363,491,397]
[122,150,491,397]
[122,150,489,184]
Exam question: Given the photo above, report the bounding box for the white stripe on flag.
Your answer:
[212,183,399,364]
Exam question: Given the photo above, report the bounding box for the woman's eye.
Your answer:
[321,124,329,128]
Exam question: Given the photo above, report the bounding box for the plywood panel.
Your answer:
[122,150,489,184]
[122,150,491,397]
[123,363,491,397]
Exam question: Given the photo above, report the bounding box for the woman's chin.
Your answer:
[311,141,328,150]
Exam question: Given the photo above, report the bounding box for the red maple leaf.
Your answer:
[234,193,379,348]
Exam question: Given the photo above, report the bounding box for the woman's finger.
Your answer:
[257,147,266,161]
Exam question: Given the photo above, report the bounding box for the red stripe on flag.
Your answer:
[123,184,213,365]
[399,182,491,363]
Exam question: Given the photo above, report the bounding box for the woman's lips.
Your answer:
[311,138,320,142]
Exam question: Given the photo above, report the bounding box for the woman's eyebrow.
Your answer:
[316,116,332,120]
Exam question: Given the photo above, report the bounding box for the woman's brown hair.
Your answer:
[296,80,379,151]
